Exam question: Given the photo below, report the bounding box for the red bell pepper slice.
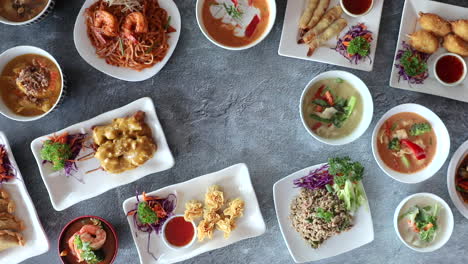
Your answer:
[231,0,238,7]
[401,139,426,160]
[312,122,322,131]
[245,15,260,38]
[324,91,334,106]
[313,85,325,99]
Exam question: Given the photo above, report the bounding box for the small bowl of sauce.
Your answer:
[340,0,374,17]
[434,53,467,86]
[162,215,197,250]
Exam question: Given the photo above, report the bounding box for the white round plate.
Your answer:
[299,70,374,146]
[447,140,468,219]
[371,104,450,184]
[393,193,454,253]
[73,0,181,82]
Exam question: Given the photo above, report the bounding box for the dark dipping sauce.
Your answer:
[342,0,373,15]
[436,55,465,84]
[164,216,194,247]
[59,218,117,264]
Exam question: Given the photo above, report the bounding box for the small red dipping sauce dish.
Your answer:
[162,215,196,250]
[434,53,467,86]
[341,0,374,17]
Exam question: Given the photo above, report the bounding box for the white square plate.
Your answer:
[31,97,174,211]
[278,0,385,72]
[0,132,49,263]
[73,0,181,82]
[122,163,266,264]
[389,0,468,102]
[273,163,374,263]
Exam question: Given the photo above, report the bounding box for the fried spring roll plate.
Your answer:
[0,230,25,251]
[299,0,320,29]
[301,5,343,44]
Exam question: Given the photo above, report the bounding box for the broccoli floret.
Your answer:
[388,137,401,151]
[409,123,432,136]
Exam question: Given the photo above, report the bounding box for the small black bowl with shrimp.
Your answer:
[58,215,118,264]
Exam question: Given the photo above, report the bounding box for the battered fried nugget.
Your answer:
[408,30,439,54]
[418,12,451,37]
[443,34,468,57]
[451,19,468,42]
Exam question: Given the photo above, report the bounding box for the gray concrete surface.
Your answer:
[0,0,467,263]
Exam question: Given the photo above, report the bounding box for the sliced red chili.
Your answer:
[245,15,260,38]
[231,0,238,6]
[401,139,426,160]
[313,85,325,99]
[312,122,322,131]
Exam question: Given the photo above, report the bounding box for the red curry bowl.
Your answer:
[58,215,119,264]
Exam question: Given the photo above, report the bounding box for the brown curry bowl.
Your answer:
[58,215,118,264]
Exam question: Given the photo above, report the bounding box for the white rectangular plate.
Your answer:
[278,0,384,72]
[122,164,266,264]
[31,97,175,211]
[389,0,468,101]
[273,163,374,263]
[0,132,49,263]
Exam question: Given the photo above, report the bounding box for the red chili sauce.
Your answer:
[436,55,465,84]
[342,0,373,15]
[164,217,194,247]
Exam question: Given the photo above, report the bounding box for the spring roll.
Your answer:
[0,189,14,214]
[307,18,348,56]
[300,5,342,44]
[299,0,320,29]
[306,0,330,30]
[0,230,25,251]
[0,213,24,232]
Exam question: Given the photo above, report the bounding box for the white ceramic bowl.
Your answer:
[433,53,467,87]
[447,140,468,219]
[0,0,55,26]
[393,193,454,253]
[340,0,374,17]
[299,70,373,145]
[0,46,64,122]
[73,0,181,82]
[195,0,277,50]
[161,215,197,250]
[372,104,450,184]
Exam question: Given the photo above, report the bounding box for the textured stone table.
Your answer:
[0,0,467,263]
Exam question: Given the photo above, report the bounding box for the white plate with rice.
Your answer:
[273,163,374,263]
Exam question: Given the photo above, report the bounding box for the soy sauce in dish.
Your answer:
[164,216,194,247]
[342,0,373,15]
[435,55,464,84]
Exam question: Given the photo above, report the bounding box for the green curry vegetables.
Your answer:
[399,204,440,245]
[309,78,358,129]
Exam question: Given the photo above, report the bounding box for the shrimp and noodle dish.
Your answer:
[85,0,175,71]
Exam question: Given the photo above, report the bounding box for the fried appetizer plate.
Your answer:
[73,0,181,82]
[273,163,374,263]
[278,0,384,72]
[0,132,49,263]
[31,97,175,211]
[122,164,266,264]
[390,0,468,102]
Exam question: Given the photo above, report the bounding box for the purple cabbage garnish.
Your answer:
[0,145,16,183]
[293,164,332,190]
[394,41,430,85]
[333,23,373,65]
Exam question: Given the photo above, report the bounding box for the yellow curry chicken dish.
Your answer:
[92,111,157,174]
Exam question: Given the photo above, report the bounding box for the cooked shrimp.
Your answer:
[408,30,439,54]
[94,10,118,37]
[451,19,468,42]
[307,18,347,56]
[443,34,468,57]
[418,12,451,37]
[122,12,148,41]
[306,0,330,30]
[300,5,342,44]
[299,0,319,30]
[78,224,107,250]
